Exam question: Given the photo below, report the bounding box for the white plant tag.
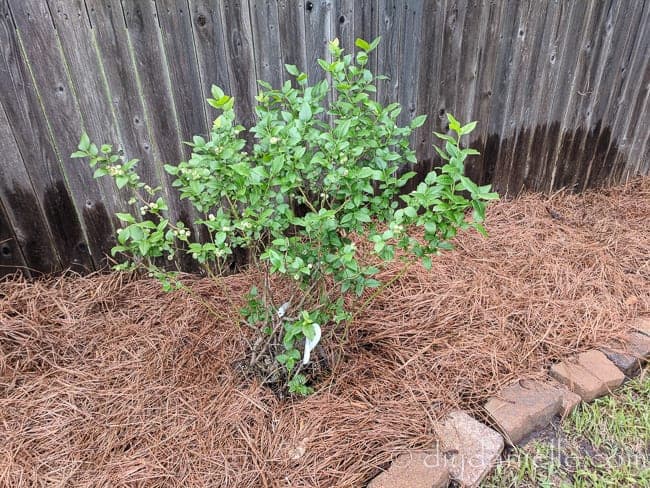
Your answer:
[302,323,321,365]
[277,301,290,318]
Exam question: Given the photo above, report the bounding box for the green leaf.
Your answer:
[163,164,178,175]
[404,206,417,218]
[71,150,87,159]
[302,323,315,341]
[129,226,144,242]
[216,95,231,107]
[138,241,150,256]
[410,115,427,128]
[115,213,136,224]
[355,38,371,51]
[317,59,330,72]
[299,102,312,121]
[481,191,500,201]
[79,132,90,151]
[433,145,450,161]
[474,222,488,237]
[115,175,129,189]
[447,113,461,132]
[433,132,457,144]
[285,64,300,76]
[358,167,374,178]
[214,232,227,245]
[422,256,432,270]
[365,278,381,288]
[211,85,225,100]
[460,121,477,135]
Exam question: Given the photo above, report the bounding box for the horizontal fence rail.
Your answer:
[0,0,648,276]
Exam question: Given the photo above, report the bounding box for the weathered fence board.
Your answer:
[277,0,307,79]
[353,0,379,75]
[249,0,284,88]
[3,0,100,273]
[376,0,402,106]
[304,0,331,88]
[584,1,648,188]
[86,0,159,191]
[332,0,355,53]
[157,0,209,157]
[219,0,258,131]
[414,0,446,169]
[188,0,233,120]
[0,0,648,276]
[11,0,117,270]
[0,103,60,274]
[0,199,26,275]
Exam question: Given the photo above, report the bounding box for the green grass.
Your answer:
[483,369,650,487]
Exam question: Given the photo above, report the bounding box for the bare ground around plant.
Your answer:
[1,177,649,487]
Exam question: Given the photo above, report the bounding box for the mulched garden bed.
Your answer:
[1,178,648,487]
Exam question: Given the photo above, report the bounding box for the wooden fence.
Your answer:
[0,0,648,276]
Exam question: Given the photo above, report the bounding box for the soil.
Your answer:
[1,177,648,487]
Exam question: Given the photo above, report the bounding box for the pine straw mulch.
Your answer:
[1,177,649,487]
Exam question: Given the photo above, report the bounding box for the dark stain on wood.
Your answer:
[43,181,94,274]
[5,186,59,273]
[82,199,115,271]
[0,201,27,276]
[464,121,623,195]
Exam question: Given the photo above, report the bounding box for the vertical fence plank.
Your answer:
[6,0,112,272]
[454,0,488,127]
[480,0,523,193]
[352,0,378,76]
[304,0,332,87]
[624,60,650,178]
[435,0,467,135]
[156,0,209,151]
[332,0,354,51]
[218,0,258,132]
[464,0,503,185]
[248,0,283,89]
[517,0,564,190]
[120,0,203,271]
[376,0,402,106]
[545,2,603,191]
[552,0,619,191]
[582,0,649,188]
[119,0,184,174]
[46,0,124,256]
[85,0,160,190]
[563,0,620,190]
[0,199,27,276]
[188,0,232,109]
[414,0,445,170]
[521,0,577,191]
[0,103,59,274]
[497,0,546,194]
[277,0,307,76]
[397,0,423,127]
[536,1,590,192]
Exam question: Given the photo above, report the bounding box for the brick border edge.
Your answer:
[366,317,650,488]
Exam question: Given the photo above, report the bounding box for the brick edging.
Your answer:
[367,317,650,488]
